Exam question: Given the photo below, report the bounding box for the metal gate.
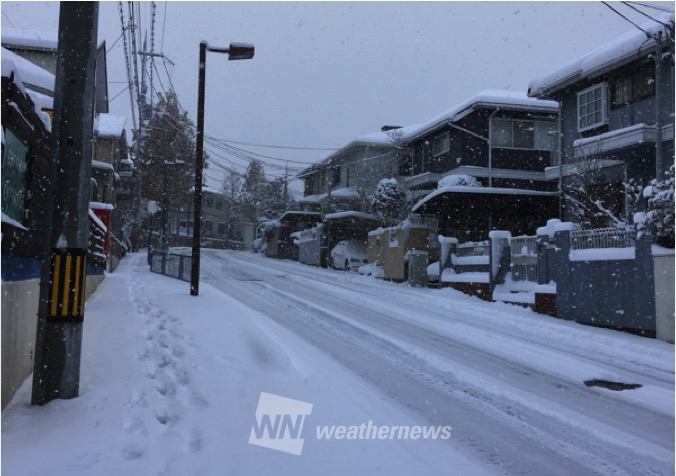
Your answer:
[510,236,538,282]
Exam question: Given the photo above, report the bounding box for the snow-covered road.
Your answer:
[201,249,674,476]
[2,250,673,476]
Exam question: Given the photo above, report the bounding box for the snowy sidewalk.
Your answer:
[2,254,488,476]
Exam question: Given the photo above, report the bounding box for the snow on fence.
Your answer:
[88,214,107,268]
[570,227,635,250]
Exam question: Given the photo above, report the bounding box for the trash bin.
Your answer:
[408,250,429,287]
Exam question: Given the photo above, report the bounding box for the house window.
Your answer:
[205,196,214,208]
[577,83,608,132]
[217,223,226,235]
[431,132,450,157]
[1,128,30,224]
[491,119,555,150]
[215,199,223,210]
[611,62,655,108]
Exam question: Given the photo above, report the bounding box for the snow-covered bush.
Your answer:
[370,178,407,227]
[636,166,674,248]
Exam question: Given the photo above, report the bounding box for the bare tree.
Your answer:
[563,147,630,228]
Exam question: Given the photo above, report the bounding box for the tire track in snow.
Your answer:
[201,250,674,476]
[219,249,674,386]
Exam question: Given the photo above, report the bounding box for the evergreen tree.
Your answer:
[371,178,406,227]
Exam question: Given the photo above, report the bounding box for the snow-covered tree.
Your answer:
[371,178,406,227]
[563,156,626,229]
[636,165,675,248]
[136,91,201,212]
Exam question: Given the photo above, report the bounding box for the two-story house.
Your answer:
[403,90,560,240]
[528,11,674,227]
[297,128,406,215]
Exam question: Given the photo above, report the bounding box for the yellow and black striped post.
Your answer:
[48,249,87,321]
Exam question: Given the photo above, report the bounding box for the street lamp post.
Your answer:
[191,40,254,296]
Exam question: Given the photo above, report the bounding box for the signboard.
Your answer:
[1,128,29,224]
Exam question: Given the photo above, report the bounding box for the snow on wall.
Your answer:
[569,248,636,262]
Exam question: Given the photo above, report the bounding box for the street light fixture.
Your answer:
[191,40,254,296]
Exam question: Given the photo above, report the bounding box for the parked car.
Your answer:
[330,240,368,271]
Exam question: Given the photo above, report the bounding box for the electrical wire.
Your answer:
[621,1,673,28]
[602,1,652,37]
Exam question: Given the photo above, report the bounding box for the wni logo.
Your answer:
[249,392,313,455]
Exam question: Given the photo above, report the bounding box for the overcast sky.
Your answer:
[2,1,671,192]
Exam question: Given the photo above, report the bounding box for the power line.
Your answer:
[106,31,125,53]
[109,85,130,103]
[621,1,673,28]
[602,1,651,37]
[208,137,340,152]
[118,1,137,130]
[625,1,676,14]
[160,2,168,53]
[2,11,15,27]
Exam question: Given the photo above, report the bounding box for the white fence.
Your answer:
[570,227,635,250]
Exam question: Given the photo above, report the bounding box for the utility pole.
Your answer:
[32,2,99,405]
[283,161,289,212]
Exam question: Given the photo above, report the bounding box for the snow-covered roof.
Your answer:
[92,160,114,171]
[528,11,675,97]
[401,90,559,142]
[297,129,403,177]
[1,47,54,93]
[1,28,58,51]
[298,194,323,203]
[330,187,361,199]
[95,114,126,138]
[412,185,558,212]
[324,211,380,221]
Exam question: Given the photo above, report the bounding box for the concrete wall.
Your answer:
[553,230,656,334]
[1,279,39,408]
[654,252,675,343]
[1,274,105,409]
